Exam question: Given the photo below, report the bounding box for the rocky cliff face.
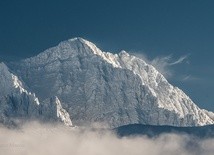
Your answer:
[1,38,213,128]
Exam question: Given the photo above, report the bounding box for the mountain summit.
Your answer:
[1,38,213,128]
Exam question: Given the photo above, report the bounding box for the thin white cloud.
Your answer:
[130,52,190,79]
[181,75,200,82]
[150,55,173,78]
[169,55,189,66]
[182,75,192,81]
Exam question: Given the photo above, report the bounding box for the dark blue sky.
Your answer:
[0,0,213,110]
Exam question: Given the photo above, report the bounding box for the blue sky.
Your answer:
[0,0,213,111]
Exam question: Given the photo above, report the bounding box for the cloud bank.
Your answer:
[0,122,213,155]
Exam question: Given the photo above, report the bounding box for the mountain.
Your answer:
[115,124,214,138]
[0,62,73,127]
[0,37,213,128]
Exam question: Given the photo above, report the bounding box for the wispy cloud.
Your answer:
[169,55,189,66]
[181,75,200,82]
[130,52,190,79]
[150,55,174,78]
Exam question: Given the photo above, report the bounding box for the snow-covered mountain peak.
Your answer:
[0,62,10,79]
[20,37,102,66]
[118,50,130,56]
[0,62,13,97]
[68,37,83,42]
[67,37,123,68]
[67,37,91,46]
[68,37,105,56]
[0,62,8,70]
[18,37,122,69]
[0,62,40,106]
[0,62,23,96]
[4,38,214,127]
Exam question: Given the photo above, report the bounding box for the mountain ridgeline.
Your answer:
[0,38,213,128]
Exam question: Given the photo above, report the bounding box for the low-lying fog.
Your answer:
[0,122,213,155]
